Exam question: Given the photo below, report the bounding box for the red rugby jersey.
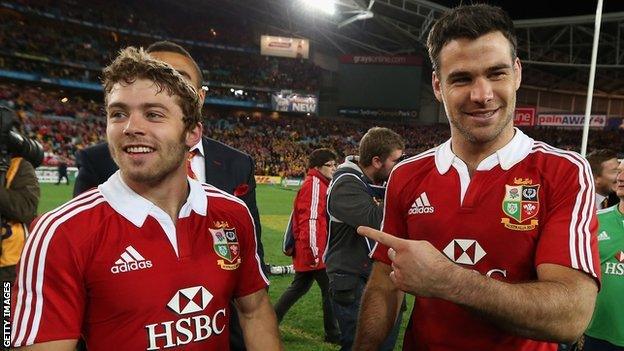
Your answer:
[372,129,600,351]
[11,172,268,350]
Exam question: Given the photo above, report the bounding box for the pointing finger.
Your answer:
[357,226,404,249]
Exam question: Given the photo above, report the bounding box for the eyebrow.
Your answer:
[486,64,513,73]
[106,102,170,112]
[447,63,513,81]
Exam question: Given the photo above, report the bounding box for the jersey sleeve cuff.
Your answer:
[233,282,268,299]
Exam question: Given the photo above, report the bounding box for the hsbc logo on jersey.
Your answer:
[167,286,213,315]
[145,286,227,350]
[443,239,486,265]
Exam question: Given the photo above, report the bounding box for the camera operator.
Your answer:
[0,106,41,284]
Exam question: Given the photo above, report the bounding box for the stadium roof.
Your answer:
[192,0,624,94]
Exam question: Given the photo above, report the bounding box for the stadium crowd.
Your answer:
[3,82,623,177]
[0,4,322,92]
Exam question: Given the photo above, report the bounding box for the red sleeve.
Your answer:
[371,169,408,265]
[234,203,269,298]
[11,216,85,347]
[294,177,321,264]
[536,154,601,285]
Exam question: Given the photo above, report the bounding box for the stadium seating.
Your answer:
[0,2,322,92]
[3,81,623,177]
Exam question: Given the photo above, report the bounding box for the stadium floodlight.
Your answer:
[301,0,336,16]
[339,10,374,28]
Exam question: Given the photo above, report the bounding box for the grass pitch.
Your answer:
[39,183,410,350]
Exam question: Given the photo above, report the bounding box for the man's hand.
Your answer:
[357,226,460,298]
[357,226,598,343]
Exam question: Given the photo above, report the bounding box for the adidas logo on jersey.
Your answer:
[408,192,434,215]
[597,231,611,241]
[111,246,153,274]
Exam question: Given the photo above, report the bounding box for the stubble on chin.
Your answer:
[450,110,514,145]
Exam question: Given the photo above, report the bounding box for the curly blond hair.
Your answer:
[102,46,202,132]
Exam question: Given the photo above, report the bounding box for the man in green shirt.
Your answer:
[584,159,624,351]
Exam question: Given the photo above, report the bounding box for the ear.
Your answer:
[371,156,383,169]
[198,87,206,103]
[514,57,522,90]
[185,122,203,148]
[432,71,443,102]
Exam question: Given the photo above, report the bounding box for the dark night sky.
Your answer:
[433,1,624,20]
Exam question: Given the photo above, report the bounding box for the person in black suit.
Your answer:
[73,41,264,351]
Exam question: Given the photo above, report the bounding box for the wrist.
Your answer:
[438,264,479,303]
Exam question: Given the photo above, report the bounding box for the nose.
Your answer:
[470,77,494,104]
[122,112,146,136]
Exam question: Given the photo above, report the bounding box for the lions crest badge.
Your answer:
[209,227,241,270]
[501,184,540,231]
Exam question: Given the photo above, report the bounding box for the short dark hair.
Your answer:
[587,149,619,176]
[309,148,337,169]
[427,4,517,73]
[146,41,204,88]
[358,127,405,167]
[102,46,202,132]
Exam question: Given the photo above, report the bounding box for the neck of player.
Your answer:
[122,167,190,223]
[451,126,515,176]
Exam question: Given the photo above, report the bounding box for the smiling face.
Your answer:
[106,78,201,187]
[432,31,521,148]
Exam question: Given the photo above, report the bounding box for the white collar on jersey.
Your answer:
[98,171,207,228]
[190,139,204,157]
[434,127,534,175]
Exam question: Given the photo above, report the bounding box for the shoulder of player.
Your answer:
[597,205,618,216]
[29,188,108,243]
[529,141,590,172]
[390,148,437,180]
[202,184,250,213]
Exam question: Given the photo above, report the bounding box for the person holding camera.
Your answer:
[0,106,40,284]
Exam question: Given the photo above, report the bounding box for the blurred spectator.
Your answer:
[2,82,623,176]
[55,155,69,185]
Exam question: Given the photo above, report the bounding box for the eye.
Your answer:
[107,111,126,119]
[146,111,164,119]
[489,71,507,80]
[450,77,471,85]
